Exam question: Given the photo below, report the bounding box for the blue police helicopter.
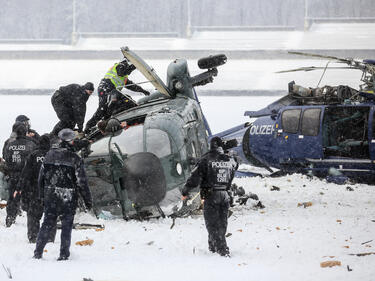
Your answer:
[215,52,375,184]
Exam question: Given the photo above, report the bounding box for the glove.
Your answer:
[83,127,91,135]
[128,64,136,73]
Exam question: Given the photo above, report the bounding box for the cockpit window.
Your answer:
[282,109,301,134]
[146,129,171,158]
[89,136,110,156]
[111,124,144,155]
[301,108,321,136]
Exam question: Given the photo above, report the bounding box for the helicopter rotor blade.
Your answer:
[275,66,355,73]
[287,51,364,66]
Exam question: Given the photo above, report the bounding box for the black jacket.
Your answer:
[181,148,238,196]
[51,84,90,131]
[2,135,37,174]
[17,145,50,200]
[38,142,92,210]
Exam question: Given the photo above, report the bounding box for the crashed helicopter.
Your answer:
[215,51,375,184]
[82,47,228,219]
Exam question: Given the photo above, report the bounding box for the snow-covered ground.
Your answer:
[0,174,374,281]
[0,88,374,281]
[0,27,374,279]
[0,94,374,281]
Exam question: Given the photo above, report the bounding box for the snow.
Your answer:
[0,174,374,281]
[0,66,374,281]
[0,25,375,280]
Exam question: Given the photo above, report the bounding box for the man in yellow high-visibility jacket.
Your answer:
[84,59,150,134]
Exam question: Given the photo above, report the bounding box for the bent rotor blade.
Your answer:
[276,66,354,73]
[287,51,363,66]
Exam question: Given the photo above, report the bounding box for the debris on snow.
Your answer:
[348,252,375,257]
[75,239,94,246]
[297,202,313,208]
[320,260,341,268]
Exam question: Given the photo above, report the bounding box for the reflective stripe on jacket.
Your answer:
[104,63,128,89]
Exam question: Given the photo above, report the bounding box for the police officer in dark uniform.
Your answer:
[15,115,40,144]
[2,122,37,227]
[34,129,92,260]
[51,82,94,136]
[15,134,56,243]
[84,59,149,134]
[181,136,238,257]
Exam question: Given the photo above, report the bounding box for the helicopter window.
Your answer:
[89,136,111,156]
[111,124,144,155]
[323,107,369,158]
[282,109,301,134]
[301,108,321,136]
[146,129,171,158]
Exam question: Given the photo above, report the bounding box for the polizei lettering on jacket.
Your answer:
[36,156,45,163]
[211,161,233,168]
[249,125,274,135]
[8,145,26,151]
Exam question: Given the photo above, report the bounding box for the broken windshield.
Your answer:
[111,124,144,155]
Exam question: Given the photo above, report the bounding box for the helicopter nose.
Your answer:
[121,152,167,207]
[242,126,273,172]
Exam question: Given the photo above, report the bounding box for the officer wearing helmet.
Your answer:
[181,136,238,257]
[2,122,37,227]
[84,59,150,134]
[34,128,92,261]
[15,115,40,144]
[51,82,95,136]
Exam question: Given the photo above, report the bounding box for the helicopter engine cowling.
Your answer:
[121,152,166,207]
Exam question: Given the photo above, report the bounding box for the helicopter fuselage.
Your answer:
[221,102,375,182]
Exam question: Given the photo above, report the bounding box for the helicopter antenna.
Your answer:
[316,61,330,88]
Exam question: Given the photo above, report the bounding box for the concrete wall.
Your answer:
[190,0,305,28]
[0,0,72,41]
[76,0,188,35]
[0,0,374,42]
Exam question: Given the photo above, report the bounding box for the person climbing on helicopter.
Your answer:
[84,59,150,134]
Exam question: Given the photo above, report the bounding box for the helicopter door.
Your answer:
[84,136,125,217]
[296,108,323,158]
[322,106,370,159]
[145,128,181,190]
[278,108,322,164]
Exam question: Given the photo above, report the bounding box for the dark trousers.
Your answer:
[35,201,74,258]
[26,199,56,243]
[51,102,75,136]
[85,88,108,131]
[6,175,21,225]
[85,106,106,131]
[203,191,230,255]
